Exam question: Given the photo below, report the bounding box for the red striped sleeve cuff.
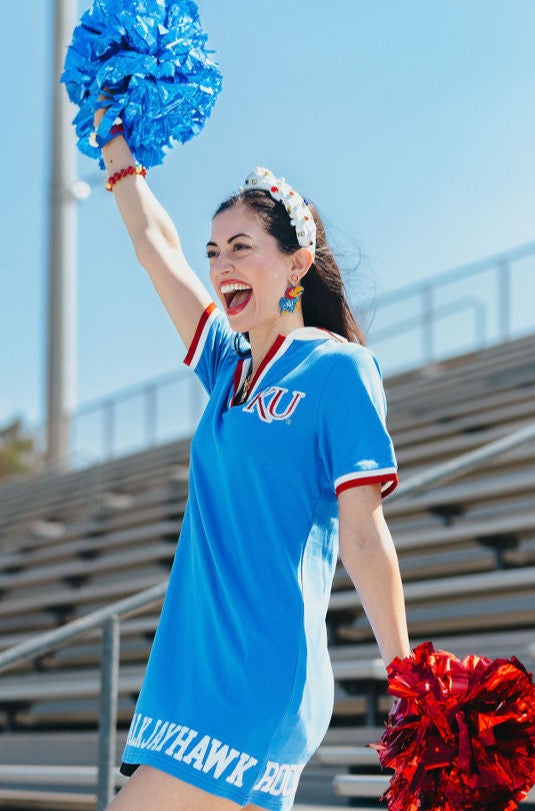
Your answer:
[184,303,218,368]
[335,469,398,499]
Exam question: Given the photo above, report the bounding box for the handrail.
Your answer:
[366,239,535,369]
[0,581,168,811]
[371,294,487,355]
[370,239,535,306]
[1,420,535,807]
[0,581,167,672]
[391,421,535,499]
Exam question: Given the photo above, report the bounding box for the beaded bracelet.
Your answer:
[105,164,147,192]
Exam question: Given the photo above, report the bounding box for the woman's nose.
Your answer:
[214,252,233,272]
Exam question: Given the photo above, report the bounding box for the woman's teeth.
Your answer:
[221,282,252,309]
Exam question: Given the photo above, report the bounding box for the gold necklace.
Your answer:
[241,373,253,399]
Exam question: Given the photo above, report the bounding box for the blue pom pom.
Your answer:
[61,0,223,169]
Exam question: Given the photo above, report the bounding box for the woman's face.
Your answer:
[207,205,293,335]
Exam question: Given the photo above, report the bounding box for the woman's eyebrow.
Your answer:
[206,232,253,247]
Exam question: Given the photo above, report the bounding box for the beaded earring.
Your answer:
[279,273,304,314]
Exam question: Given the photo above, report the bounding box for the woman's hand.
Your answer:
[93,90,114,130]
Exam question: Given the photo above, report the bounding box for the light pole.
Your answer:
[45,0,81,471]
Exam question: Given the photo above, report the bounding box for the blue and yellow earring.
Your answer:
[279,274,304,314]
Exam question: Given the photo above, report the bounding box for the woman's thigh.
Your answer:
[107,765,243,811]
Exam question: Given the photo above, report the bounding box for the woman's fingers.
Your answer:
[94,89,115,129]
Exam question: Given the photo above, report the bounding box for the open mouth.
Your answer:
[221,282,253,315]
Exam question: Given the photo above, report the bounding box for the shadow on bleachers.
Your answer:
[0,331,534,808]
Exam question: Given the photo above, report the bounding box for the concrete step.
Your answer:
[0,793,353,811]
[0,764,349,809]
[333,774,535,803]
[0,789,95,810]
[0,764,126,787]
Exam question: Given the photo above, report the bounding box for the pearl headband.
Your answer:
[241,167,316,260]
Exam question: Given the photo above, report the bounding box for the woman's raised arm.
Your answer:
[96,109,213,350]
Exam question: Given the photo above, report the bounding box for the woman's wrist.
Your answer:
[99,135,135,177]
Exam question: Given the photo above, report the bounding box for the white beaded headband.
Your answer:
[240,166,316,259]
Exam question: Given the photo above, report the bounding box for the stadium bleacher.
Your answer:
[0,330,534,809]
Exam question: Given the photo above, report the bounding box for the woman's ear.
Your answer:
[290,247,314,281]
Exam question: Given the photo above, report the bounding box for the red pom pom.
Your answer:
[373,642,535,811]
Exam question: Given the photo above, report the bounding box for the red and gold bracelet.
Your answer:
[105,163,147,191]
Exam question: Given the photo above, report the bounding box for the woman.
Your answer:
[96,106,410,811]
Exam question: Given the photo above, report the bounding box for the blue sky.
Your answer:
[2,0,534,434]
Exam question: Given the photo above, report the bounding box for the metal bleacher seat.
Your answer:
[0,438,191,539]
[385,331,535,413]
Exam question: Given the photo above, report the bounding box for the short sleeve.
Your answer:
[183,303,238,394]
[318,347,398,498]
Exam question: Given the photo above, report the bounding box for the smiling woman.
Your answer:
[95,106,410,811]
[206,202,312,368]
[211,180,366,343]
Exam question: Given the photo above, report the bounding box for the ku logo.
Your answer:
[243,387,306,424]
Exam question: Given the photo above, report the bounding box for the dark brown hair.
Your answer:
[213,188,366,345]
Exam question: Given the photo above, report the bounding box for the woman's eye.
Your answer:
[206,244,250,259]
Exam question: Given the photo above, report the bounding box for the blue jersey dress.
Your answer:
[120,303,398,809]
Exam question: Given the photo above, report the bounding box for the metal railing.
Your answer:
[0,584,167,810]
[366,239,535,371]
[30,367,208,476]
[1,420,534,808]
